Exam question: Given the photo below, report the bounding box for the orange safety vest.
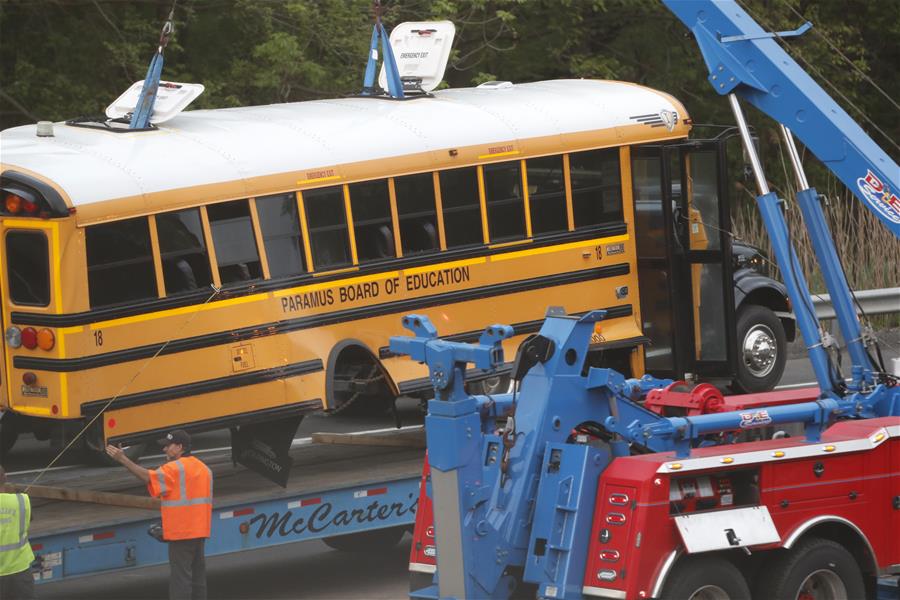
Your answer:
[148,455,213,541]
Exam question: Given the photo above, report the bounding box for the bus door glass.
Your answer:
[675,140,736,377]
[632,146,678,377]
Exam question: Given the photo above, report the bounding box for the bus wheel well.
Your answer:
[740,288,795,342]
[326,340,398,415]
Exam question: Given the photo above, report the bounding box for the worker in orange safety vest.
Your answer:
[107,430,212,600]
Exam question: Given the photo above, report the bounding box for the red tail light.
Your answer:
[20,327,38,349]
[599,550,620,562]
[605,512,626,525]
[22,199,39,214]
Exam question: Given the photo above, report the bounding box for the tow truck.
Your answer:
[394,1,900,598]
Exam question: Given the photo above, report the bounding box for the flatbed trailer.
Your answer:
[15,435,424,585]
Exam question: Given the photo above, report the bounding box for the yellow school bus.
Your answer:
[0,79,790,458]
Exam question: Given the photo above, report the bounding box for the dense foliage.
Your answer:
[1,0,898,295]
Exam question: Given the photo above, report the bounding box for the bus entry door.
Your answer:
[678,142,736,379]
[633,139,736,381]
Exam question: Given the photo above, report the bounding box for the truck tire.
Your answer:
[733,304,786,393]
[755,537,866,600]
[322,525,406,552]
[660,556,750,600]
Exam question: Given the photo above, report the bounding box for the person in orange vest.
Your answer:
[107,430,212,600]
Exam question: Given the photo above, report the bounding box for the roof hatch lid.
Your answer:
[105,81,205,125]
[378,21,455,94]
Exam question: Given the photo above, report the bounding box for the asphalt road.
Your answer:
[11,347,900,600]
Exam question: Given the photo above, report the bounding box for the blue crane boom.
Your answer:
[662,1,899,238]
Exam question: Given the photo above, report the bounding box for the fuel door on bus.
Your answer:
[231,343,255,372]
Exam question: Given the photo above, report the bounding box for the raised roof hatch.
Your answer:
[105,81,205,125]
[378,21,455,94]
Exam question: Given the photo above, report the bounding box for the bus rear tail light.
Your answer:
[21,327,38,350]
[37,328,55,350]
[5,326,22,348]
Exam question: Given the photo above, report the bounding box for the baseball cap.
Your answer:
[156,429,191,449]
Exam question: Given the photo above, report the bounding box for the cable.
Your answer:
[735,0,900,155]
[24,284,222,493]
[778,0,900,114]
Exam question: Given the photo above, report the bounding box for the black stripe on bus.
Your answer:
[10,223,627,327]
[378,305,634,359]
[81,359,324,418]
[15,264,629,373]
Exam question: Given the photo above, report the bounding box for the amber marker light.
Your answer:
[20,327,38,349]
[823,445,836,452]
[668,462,683,470]
[772,451,786,458]
[37,328,55,351]
[720,457,734,464]
[872,432,885,443]
[5,193,23,214]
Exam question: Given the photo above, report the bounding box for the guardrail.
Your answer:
[811,287,900,320]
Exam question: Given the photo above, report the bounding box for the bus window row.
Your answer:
[82,147,623,308]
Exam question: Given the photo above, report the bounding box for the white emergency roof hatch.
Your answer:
[106,81,205,124]
[378,21,455,93]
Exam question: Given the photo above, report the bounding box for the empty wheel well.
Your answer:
[325,339,399,412]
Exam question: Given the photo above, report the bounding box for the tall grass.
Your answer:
[731,134,900,330]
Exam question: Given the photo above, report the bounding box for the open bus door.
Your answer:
[633,137,737,383]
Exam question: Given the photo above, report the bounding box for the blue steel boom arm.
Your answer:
[662,1,900,238]
[663,0,899,397]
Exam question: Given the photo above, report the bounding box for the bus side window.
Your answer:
[570,148,623,228]
[206,200,263,285]
[5,230,50,306]
[349,180,395,263]
[394,173,439,255]
[255,193,307,278]
[86,217,158,308]
[525,155,568,236]
[156,208,213,295]
[303,186,352,270]
[438,167,483,249]
[483,161,526,242]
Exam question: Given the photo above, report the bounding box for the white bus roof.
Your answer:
[0,79,689,220]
